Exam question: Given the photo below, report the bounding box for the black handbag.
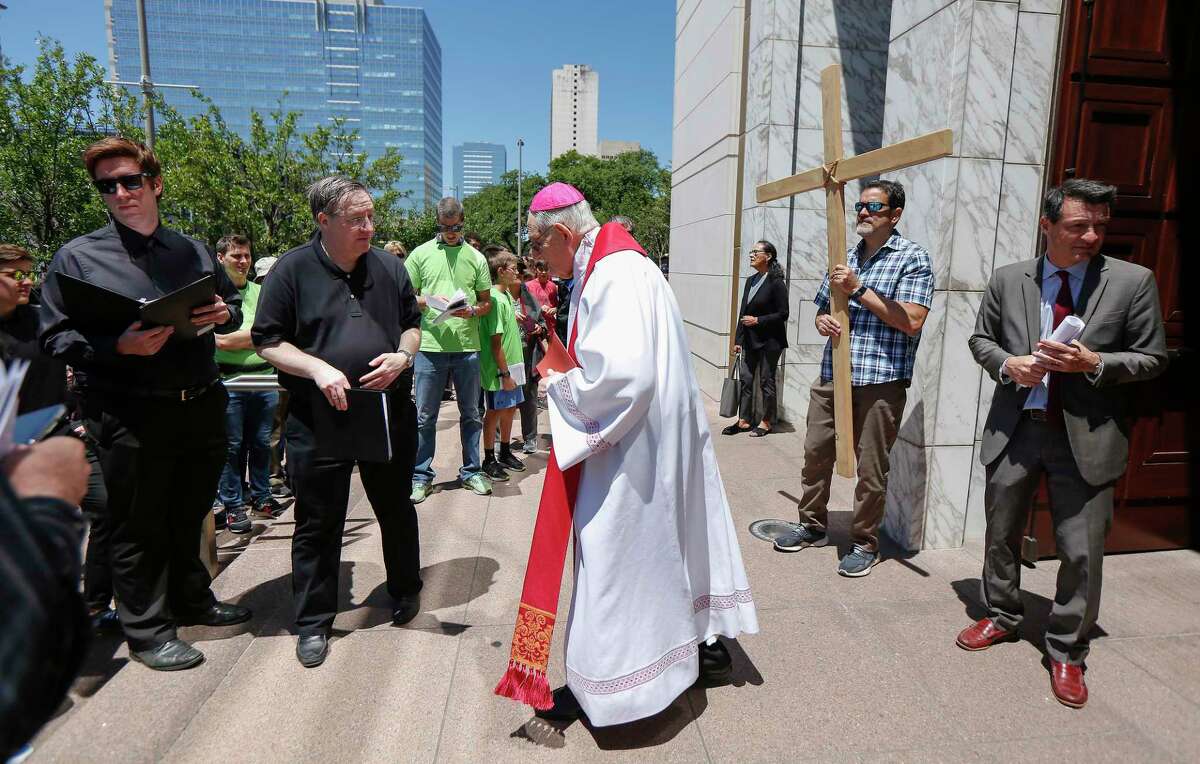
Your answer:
[719,352,740,418]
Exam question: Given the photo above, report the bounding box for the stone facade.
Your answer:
[670,0,1065,550]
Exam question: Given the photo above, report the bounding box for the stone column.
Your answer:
[880,0,1064,550]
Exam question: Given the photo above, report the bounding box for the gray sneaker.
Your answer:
[838,545,879,577]
[462,473,493,496]
[410,482,432,504]
[521,438,538,455]
[773,524,828,552]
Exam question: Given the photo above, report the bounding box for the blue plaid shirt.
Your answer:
[815,230,934,386]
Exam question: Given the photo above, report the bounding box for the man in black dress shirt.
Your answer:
[253,176,423,668]
[39,137,250,671]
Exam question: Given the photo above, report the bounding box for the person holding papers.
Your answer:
[252,176,422,668]
[402,197,494,502]
[964,179,1167,708]
[39,137,246,672]
[478,249,527,482]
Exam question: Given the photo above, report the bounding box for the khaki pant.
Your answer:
[796,380,907,553]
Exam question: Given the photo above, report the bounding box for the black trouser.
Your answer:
[287,391,422,636]
[81,441,113,612]
[82,385,228,651]
[518,340,538,443]
[269,390,290,489]
[738,346,782,425]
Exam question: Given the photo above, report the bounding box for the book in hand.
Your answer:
[56,273,218,340]
[535,328,578,379]
[310,387,394,462]
[0,359,30,457]
[424,289,469,326]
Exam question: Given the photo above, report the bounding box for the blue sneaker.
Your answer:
[838,545,879,577]
[773,524,828,552]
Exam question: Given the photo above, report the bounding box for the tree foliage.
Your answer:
[0,41,134,258]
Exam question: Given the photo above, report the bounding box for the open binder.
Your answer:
[56,273,218,340]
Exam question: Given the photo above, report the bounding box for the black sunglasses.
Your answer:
[0,269,36,281]
[854,201,890,214]
[94,172,155,195]
[438,223,465,233]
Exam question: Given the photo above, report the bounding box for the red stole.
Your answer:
[494,223,648,709]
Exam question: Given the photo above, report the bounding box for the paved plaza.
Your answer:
[31,399,1200,763]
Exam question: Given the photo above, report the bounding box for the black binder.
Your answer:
[310,388,393,462]
[56,273,217,340]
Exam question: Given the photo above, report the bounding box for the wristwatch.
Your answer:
[396,349,413,365]
[497,369,511,379]
[850,284,868,301]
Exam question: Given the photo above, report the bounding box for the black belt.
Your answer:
[219,362,272,376]
[84,377,221,402]
[1023,409,1062,425]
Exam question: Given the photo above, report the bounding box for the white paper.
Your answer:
[1032,316,1086,380]
[509,361,527,387]
[425,289,469,325]
[0,359,31,457]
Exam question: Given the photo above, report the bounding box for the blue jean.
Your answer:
[218,389,279,509]
[413,351,483,484]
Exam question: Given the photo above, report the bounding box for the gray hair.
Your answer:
[307,175,369,220]
[609,214,634,232]
[527,199,600,239]
[1043,178,1116,222]
[436,196,463,221]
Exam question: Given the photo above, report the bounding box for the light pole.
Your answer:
[516,137,524,260]
[0,3,8,67]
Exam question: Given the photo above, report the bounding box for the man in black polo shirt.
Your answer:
[39,137,250,671]
[253,176,423,668]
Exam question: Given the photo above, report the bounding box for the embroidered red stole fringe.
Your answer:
[494,223,647,709]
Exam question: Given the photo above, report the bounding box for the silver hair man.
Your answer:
[436,196,464,221]
[307,176,370,220]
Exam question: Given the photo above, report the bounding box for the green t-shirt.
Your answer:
[478,286,523,392]
[214,279,269,373]
[404,239,491,352]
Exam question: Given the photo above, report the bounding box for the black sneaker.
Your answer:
[497,451,526,473]
[251,497,287,519]
[483,460,510,482]
[773,524,827,552]
[270,483,292,499]
[226,507,252,534]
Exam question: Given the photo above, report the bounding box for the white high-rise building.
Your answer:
[550,64,599,159]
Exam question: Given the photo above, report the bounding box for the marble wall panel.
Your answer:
[670,152,739,228]
[993,162,1044,271]
[779,361,820,424]
[685,319,731,370]
[669,214,737,276]
[796,46,890,135]
[694,353,729,402]
[742,125,770,209]
[763,124,800,203]
[889,156,960,288]
[670,273,734,339]
[898,290,948,448]
[1005,11,1060,164]
[785,210,827,281]
[890,0,957,41]
[766,39,801,127]
[675,9,746,126]
[950,158,1004,290]
[923,445,975,548]
[673,75,743,169]
[965,440,987,541]
[746,44,772,133]
[748,0,772,53]
[804,0,892,51]
[975,369,995,440]
[1020,0,1062,12]
[770,0,804,42]
[676,0,739,79]
[934,291,985,445]
[960,2,1018,160]
[883,437,930,551]
[883,0,971,148]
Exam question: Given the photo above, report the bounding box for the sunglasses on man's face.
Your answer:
[0,269,36,282]
[438,223,465,233]
[854,201,890,214]
[93,172,154,195]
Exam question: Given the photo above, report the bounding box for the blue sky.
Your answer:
[0,0,676,180]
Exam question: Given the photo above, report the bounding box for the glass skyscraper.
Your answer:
[452,142,506,199]
[105,0,442,208]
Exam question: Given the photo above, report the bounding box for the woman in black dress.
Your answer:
[722,240,789,437]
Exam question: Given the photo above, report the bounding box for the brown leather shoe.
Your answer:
[955,617,1018,651]
[1050,660,1088,708]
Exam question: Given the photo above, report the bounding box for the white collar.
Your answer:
[572,226,600,281]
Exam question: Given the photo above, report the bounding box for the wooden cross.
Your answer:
[756,64,952,478]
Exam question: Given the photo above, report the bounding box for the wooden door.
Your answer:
[1038,0,1194,554]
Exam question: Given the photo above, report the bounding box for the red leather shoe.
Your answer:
[1050,660,1088,708]
[956,618,1018,651]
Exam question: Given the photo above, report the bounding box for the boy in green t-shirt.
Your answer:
[479,250,526,482]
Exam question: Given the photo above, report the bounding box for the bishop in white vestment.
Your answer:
[500,183,758,727]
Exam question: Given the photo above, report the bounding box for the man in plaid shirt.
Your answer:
[774,180,934,576]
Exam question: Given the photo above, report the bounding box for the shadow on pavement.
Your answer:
[951,578,1108,658]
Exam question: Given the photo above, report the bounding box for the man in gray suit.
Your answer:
[960,178,1166,709]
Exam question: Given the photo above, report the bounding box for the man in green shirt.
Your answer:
[214,235,285,530]
[404,197,494,501]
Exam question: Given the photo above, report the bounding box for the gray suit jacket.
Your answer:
[969,254,1167,486]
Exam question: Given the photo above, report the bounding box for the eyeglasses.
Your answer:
[0,269,35,281]
[438,223,464,233]
[749,249,769,255]
[339,214,374,229]
[853,201,890,214]
[93,172,154,195]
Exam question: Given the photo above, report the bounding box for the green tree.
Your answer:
[0,41,136,259]
[155,97,407,256]
[461,170,547,252]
